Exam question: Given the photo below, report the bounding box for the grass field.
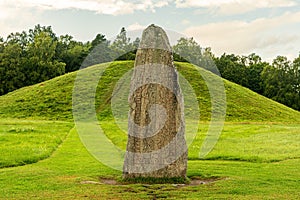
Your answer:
[100,120,300,163]
[0,61,300,199]
[0,127,299,199]
[0,119,73,168]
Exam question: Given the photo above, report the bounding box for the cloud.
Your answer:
[0,0,172,37]
[184,11,300,60]
[2,0,296,17]
[0,1,38,38]
[127,23,147,31]
[175,0,297,15]
[1,0,171,16]
[181,19,191,25]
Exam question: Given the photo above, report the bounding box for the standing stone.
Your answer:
[123,24,187,178]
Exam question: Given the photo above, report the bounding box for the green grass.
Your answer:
[98,120,300,163]
[190,123,300,162]
[0,61,300,199]
[0,119,73,168]
[0,128,299,199]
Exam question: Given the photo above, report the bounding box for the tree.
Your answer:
[0,36,4,53]
[132,37,140,50]
[28,24,57,43]
[173,37,202,65]
[24,31,65,85]
[27,32,57,62]
[290,55,300,110]
[82,34,113,68]
[292,54,300,95]
[214,53,246,85]
[243,53,266,94]
[261,56,299,110]
[56,34,90,72]
[6,31,29,51]
[0,43,25,94]
[110,27,135,60]
[200,47,218,74]
[214,53,267,94]
[64,42,90,71]
[91,33,106,49]
[173,37,218,73]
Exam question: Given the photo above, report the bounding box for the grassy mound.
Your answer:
[0,61,299,123]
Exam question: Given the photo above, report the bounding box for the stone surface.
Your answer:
[123,25,187,178]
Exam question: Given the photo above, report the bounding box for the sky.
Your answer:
[1,0,300,62]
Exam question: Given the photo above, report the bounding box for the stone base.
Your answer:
[123,153,187,179]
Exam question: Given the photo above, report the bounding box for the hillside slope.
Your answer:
[0,61,299,123]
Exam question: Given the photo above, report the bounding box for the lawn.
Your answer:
[99,120,300,163]
[0,119,299,199]
[0,119,73,168]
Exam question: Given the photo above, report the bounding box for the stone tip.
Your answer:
[138,24,172,52]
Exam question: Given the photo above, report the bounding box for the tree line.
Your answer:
[0,25,299,111]
[0,25,139,95]
[214,53,300,111]
[173,38,300,111]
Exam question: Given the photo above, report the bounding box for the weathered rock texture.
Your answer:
[123,24,187,178]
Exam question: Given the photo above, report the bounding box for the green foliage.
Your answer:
[56,34,90,72]
[110,27,138,61]
[173,38,217,73]
[110,27,131,57]
[214,53,267,94]
[173,37,202,64]
[24,31,65,85]
[83,35,112,68]
[214,53,300,111]
[0,43,25,94]
[91,33,106,48]
[173,37,300,111]
[0,26,140,95]
[262,55,300,110]
[28,32,56,61]
[0,26,65,95]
